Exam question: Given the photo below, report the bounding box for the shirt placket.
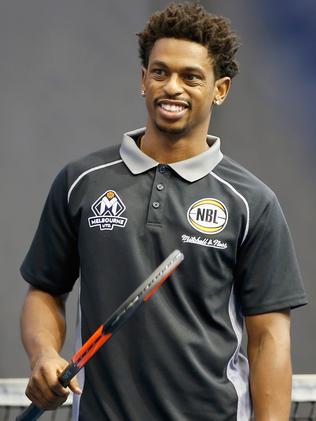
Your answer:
[146,164,171,225]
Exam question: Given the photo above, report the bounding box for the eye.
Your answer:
[151,68,167,79]
[184,73,201,83]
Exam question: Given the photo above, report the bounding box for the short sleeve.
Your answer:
[20,167,79,294]
[235,193,307,315]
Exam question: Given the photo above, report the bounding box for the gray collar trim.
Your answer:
[119,127,223,183]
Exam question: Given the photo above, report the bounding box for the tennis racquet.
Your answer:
[17,249,184,421]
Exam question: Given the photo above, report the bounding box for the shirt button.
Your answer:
[156,183,164,191]
[152,201,160,209]
[159,165,168,174]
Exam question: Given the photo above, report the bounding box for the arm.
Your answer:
[245,310,292,421]
[20,286,81,409]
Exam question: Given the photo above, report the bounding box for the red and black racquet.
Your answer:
[17,249,184,421]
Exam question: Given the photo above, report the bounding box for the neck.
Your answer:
[140,123,210,164]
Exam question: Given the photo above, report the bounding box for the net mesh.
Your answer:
[1,375,315,420]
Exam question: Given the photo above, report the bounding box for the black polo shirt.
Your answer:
[21,128,307,421]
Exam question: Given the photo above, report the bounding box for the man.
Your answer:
[20,3,307,420]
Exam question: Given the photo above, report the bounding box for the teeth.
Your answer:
[160,103,185,112]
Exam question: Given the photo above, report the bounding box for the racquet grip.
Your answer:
[16,404,44,421]
[16,362,77,421]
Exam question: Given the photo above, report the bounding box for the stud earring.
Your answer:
[214,98,222,106]
[141,90,145,97]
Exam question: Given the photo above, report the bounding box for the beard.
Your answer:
[154,120,188,137]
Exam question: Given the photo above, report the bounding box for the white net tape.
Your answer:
[0,375,315,420]
[0,378,72,407]
[292,375,316,402]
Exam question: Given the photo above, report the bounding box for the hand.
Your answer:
[25,348,82,410]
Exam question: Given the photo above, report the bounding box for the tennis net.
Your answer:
[1,375,315,420]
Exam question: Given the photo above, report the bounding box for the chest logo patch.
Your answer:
[187,198,228,235]
[88,190,127,231]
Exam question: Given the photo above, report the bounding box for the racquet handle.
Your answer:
[16,359,79,421]
[16,360,78,421]
[16,404,44,421]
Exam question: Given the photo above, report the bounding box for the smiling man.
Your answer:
[20,3,307,420]
[140,37,229,161]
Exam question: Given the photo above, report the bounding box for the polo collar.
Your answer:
[119,127,223,183]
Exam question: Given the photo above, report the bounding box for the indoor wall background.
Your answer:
[0,0,315,379]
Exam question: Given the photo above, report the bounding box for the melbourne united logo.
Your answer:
[187,198,228,235]
[88,190,127,231]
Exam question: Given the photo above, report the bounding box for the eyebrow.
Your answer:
[149,60,205,74]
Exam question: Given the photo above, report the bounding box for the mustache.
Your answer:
[154,96,192,109]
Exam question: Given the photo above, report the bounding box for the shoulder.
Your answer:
[64,144,122,183]
[213,155,277,209]
[50,144,122,195]
[212,155,284,239]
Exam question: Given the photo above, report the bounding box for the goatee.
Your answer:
[154,122,187,137]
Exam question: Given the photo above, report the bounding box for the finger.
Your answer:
[26,377,67,410]
[27,371,53,401]
[41,364,69,398]
[68,377,82,395]
[30,363,68,408]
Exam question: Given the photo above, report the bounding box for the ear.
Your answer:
[213,77,231,105]
[141,67,147,93]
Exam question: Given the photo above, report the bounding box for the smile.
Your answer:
[159,103,186,113]
[156,99,190,120]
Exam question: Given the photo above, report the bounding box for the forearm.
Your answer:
[20,287,81,408]
[20,287,67,367]
[246,312,292,421]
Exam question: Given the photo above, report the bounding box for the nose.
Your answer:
[163,73,183,96]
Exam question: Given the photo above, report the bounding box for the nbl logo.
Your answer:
[187,198,228,235]
[88,190,127,231]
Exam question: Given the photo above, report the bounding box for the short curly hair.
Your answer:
[137,2,240,79]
